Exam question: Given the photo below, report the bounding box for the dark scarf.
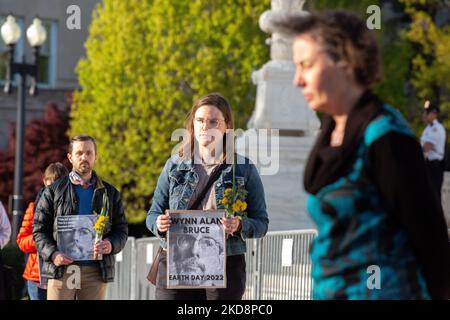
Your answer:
[304,91,384,195]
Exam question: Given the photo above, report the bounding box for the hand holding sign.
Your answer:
[51,251,74,266]
[156,213,171,233]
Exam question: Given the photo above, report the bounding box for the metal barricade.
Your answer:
[242,238,259,300]
[134,237,160,300]
[105,237,136,300]
[255,230,316,300]
[106,229,317,300]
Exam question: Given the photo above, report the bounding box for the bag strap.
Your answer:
[188,163,227,210]
[154,246,163,260]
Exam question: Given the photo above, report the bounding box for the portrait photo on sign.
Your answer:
[56,215,97,261]
[167,210,226,289]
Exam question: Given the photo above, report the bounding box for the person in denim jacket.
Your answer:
[146,93,269,300]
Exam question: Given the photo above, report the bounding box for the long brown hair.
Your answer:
[179,93,234,160]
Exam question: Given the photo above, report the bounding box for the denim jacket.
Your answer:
[146,154,269,256]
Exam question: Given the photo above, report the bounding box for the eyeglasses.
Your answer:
[194,117,225,128]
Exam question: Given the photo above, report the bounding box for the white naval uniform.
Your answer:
[420,119,446,161]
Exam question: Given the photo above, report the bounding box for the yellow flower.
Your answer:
[94,215,108,233]
[221,198,228,205]
[232,201,242,213]
[240,201,247,211]
[224,188,232,195]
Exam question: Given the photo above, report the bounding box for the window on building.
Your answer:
[37,19,57,87]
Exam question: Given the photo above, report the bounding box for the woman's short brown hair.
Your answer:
[277,10,382,88]
[44,162,69,184]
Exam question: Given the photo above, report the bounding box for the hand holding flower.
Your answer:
[220,216,242,236]
[93,192,110,260]
[94,239,112,255]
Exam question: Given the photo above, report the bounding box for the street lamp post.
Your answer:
[1,15,47,241]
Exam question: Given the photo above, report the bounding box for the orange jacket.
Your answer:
[16,202,40,282]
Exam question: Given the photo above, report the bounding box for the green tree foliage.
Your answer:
[401,0,450,119]
[69,0,269,223]
[375,37,414,114]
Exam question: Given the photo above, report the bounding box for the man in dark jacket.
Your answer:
[33,135,128,300]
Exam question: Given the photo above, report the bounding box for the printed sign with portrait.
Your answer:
[167,210,226,289]
[56,215,98,261]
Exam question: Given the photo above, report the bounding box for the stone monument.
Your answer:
[236,0,319,231]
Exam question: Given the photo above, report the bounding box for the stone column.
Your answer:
[236,0,319,231]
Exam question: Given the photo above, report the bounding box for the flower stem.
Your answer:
[232,135,236,218]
